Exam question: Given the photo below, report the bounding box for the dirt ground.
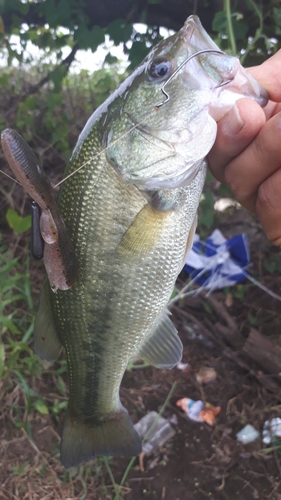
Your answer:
[1,157,281,499]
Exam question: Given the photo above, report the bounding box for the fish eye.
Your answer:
[149,58,172,79]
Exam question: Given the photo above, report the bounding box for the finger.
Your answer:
[224,110,281,212]
[248,50,281,102]
[256,167,281,246]
[208,98,266,182]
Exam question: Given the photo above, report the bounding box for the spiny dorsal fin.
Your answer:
[34,279,62,362]
[136,310,182,369]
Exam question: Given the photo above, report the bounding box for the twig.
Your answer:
[26,44,79,96]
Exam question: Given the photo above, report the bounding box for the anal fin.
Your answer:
[34,279,62,362]
[136,310,182,369]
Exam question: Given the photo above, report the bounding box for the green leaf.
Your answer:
[107,19,133,45]
[212,10,248,40]
[34,399,49,415]
[49,67,66,92]
[24,96,36,110]
[217,183,232,197]
[0,73,9,85]
[212,11,226,33]
[6,209,31,233]
[203,301,213,314]
[273,8,281,27]
[89,25,105,52]
[127,41,150,70]
[232,17,248,41]
[2,317,20,334]
[75,24,104,51]
[18,1,29,15]
[104,52,118,65]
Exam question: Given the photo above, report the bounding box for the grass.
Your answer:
[0,241,34,382]
[0,236,180,499]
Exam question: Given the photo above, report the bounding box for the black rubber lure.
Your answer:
[31,201,44,260]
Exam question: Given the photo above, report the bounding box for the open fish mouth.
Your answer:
[177,16,268,110]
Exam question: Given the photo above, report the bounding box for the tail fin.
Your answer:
[60,407,142,468]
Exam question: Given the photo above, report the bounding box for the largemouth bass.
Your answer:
[2,15,267,468]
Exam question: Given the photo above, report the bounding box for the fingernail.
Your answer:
[222,102,245,137]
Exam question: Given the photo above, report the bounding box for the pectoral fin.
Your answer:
[136,310,182,369]
[117,203,169,256]
[34,279,62,362]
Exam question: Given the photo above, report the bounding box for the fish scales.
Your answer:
[30,15,268,468]
[54,145,205,412]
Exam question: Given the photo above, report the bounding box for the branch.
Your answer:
[26,43,79,96]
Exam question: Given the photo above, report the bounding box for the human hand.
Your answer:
[208,50,281,246]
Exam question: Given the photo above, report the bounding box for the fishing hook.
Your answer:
[156,48,232,109]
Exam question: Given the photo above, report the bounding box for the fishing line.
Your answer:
[1,48,232,190]
[53,110,157,188]
[4,50,277,304]
[168,237,281,306]
[55,48,230,187]
[0,168,21,185]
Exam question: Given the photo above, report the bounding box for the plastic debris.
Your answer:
[195,366,217,384]
[236,424,260,444]
[134,411,176,455]
[176,398,221,426]
[176,361,190,373]
[184,229,250,290]
[262,418,281,445]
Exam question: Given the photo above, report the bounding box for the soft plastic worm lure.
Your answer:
[31,201,44,260]
[1,128,78,291]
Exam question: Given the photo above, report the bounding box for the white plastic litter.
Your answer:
[134,411,176,455]
[262,418,281,445]
[236,424,260,444]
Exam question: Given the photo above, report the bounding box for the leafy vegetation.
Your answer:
[0,1,281,498]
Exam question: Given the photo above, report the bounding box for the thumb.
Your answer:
[208,98,265,183]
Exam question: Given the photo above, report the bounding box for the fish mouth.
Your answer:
[179,16,268,109]
[223,72,269,107]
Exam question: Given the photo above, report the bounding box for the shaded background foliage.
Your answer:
[1,2,281,499]
[0,0,280,185]
[1,0,281,70]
